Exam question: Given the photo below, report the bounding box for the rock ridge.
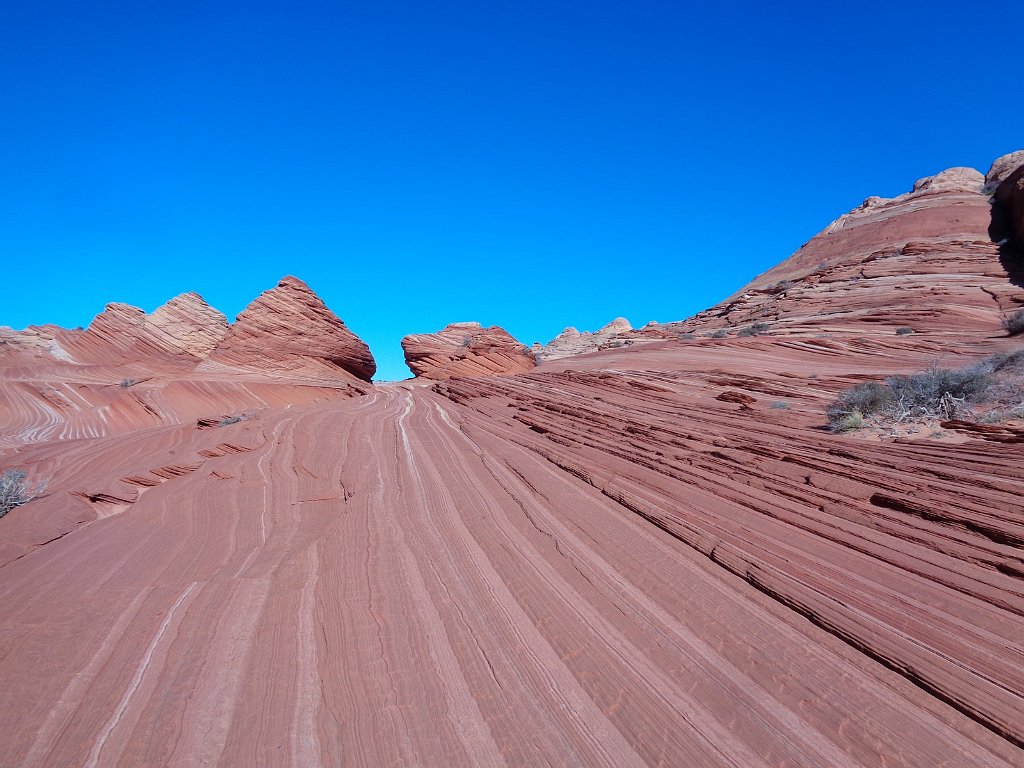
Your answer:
[402,322,536,379]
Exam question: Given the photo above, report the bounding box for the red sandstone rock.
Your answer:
[631,154,1024,342]
[205,276,376,381]
[401,322,536,379]
[986,150,1024,189]
[2,154,1024,767]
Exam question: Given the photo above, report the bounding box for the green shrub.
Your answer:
[895,327,914,335]
[710,329,729,339]
[828,408,864,432]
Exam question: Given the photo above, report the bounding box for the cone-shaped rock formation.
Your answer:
[206,276,376,380]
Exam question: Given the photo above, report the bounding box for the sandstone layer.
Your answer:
[533,317,633,362]
[205,276,375,381]
[1,153,1023,766]
[0,277,374,447]
[401,321,536,379]
[630,150,1024,344]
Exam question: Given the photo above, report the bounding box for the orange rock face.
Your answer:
[401,321,536,379]
[1,156,1024,767]
[206,276,376,381]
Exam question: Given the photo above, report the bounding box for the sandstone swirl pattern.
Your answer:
[401,322,536,379]
[0,153,1022,766]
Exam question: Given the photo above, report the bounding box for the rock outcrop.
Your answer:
[986,150,1024,190]
[633,151,1024,341]
[47,293,229,365]
[532,317,633,362]
[402,322,536,379]
[204,276,376,381]
[0,277,375,445]
[994,163,1024,249]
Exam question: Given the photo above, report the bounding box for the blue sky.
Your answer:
[3,1,1022,380]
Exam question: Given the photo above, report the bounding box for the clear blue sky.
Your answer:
[3,1,1022,380]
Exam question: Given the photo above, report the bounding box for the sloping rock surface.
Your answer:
[402,322,536,379]
[631,151,1024,343]
[1,155,1023,766]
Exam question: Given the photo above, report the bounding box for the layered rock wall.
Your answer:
[402,322,536,379]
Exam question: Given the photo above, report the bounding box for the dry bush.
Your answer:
[0,469,46,518]
[1002,309,1024,336]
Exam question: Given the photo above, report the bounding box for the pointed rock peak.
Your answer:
[79,294,229,361]
[600,317,633,334]
[985,150,1024,189]
[534,317,633,362]
[148,293,229,358]
[554,327,581,341]
[401,323,536,380]
[211,276,376,381]
[90,303,145,330]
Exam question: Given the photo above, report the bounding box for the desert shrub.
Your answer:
[710,329,729,339]
[765,280,794,295]
[832,409,864,432]
[977,404,1024,423]
[825,381,893,431]
[737,322,772,337]
[886,367,991,408]
[1002,309,1024,335]
[0,469,46,518]
[968,348,1024,375]
[826,365,994,431]
[120,378,138,388]
[678,333,695,340]
[218,414,248,427]
[770,401,790,409]
[895,327,914,335]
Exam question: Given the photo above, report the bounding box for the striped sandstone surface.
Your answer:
[0,153,1022,766]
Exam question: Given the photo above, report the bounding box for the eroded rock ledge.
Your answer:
[401,322,536,379]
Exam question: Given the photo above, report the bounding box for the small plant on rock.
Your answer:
[120,378,138,388]
[0,469,46,518]
[1002,309,1024,336]
[737,322,772,337]
[895,327,914,335]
